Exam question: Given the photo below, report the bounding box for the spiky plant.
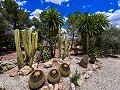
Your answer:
[28,70,46,90]
[59,63,70,77]
[47,69,61,84]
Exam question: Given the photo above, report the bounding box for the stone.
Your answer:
[77,75,85,86]
[89,56,97,64]
[79,54,89,68]
[71,83,75,90]
[20,66,32,75]
[49,84,54,90]
[54,84,59,90]
[43,61,52,68]
[8,66,19,77]
[58,83,63,90]
[32,63,38,70]
[84,70,93,79]
[62,82,71,90]
[40,86,49,90]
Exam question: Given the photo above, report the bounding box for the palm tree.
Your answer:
[40,7,64,57]
[67,11,81,49]
[77,12,94,53]
[92,13,109,45]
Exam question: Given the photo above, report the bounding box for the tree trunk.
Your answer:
[86,32,89,54]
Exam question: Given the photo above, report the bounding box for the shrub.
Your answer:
[70,69,80,86]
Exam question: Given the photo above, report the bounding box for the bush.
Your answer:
[70,69,80,86]
[101,27,120,55]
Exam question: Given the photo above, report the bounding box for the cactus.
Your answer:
[59,63,70,77]
[28,70,46,90]
[47,69,61,84]
[58,25,62,58]
[14,29,24,68]
[14,29,38,68]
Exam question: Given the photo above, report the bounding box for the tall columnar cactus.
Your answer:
[62,35,68,60]
[14,29,25,68]
[14,29,38,68]
[58,25,62,58]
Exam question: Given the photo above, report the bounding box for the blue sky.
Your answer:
[16,0,120,28]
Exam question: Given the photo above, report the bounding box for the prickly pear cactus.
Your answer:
[28,70,46,90]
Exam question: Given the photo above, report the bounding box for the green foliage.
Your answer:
[0,87,6,90]
[36,44,50,62]
[47,69,61,84]
[101,26,120,55]
[28,70,46,89]
[88,45,100,56]
[70,69,80,86]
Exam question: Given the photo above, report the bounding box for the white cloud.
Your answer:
[108,9,113,12]
[66,3,70,7]
[45,0,69,5]
[16,0,27,6]
[118,1,120,7]
[96,9,120,28]
[83,6,85,8]
[64,16,68,22]
[30,9,43,19]
[110,3,113,4]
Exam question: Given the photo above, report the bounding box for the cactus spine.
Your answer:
[14,29,38,68]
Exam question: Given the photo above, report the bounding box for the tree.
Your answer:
[40,7,64,57]
[67,11,81,49]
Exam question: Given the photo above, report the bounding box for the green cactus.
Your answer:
[47,69,61,84]
[62,35,68,60]
[28,70,46,90]
[58,25,62,58]
[14,29,38,68]
[14,29,25,68]
[59,63,70,77]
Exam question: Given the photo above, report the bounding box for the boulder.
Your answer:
[79,54,89,68]
[8,66,19,77]
[20,66,32,75]
[89,56,97,64]
[43,61,52,68]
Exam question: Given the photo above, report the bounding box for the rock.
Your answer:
[32,63,38,70]
[8,66,19,77]
[20,66,32,75]
[71,83,75,90]
[62,82,71,90]
[89,56,97,64]
[40,86,49,90]
[49,84,54,90]
[79,54,89,68]
[77,75,85,86]
[64,57,70,65]
[54,84,59,90]
[84,70,93,79]
[58,83,63,90]
[43,61,52,68]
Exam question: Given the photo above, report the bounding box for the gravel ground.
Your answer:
[0,56,120,90]
[80,57,120,90]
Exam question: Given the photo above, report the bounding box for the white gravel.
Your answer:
[80,57,120,90]
[0,56,120,90]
